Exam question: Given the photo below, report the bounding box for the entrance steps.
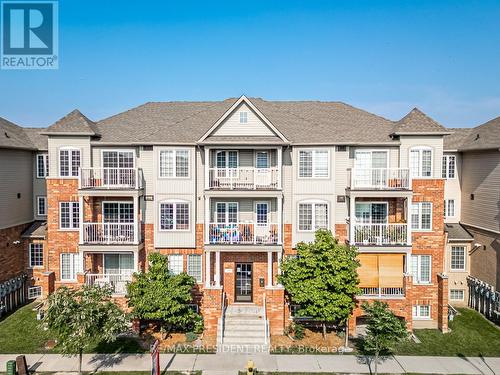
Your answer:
[217,304,269,354]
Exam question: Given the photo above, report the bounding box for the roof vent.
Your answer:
[336,145,347,152]
[475,134,480,141]
[5,132,10,138]
[142,146,153,151]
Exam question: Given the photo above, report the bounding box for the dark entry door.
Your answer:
[235,263,253,302]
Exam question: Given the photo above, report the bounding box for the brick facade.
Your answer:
[0,222,31,283]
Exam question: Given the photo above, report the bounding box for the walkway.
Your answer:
[0,353,499,374]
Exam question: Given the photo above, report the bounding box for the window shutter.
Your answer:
[357,254,379,288]
[378,254,404,288]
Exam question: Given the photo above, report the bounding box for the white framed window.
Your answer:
[409,147,432,178]
[187,254,202,283]
[168,254,183,275]
[450,246,466,271]
[60,253,81,281]
[255,202,269,226]
[298,201,328,231]
[239,111,248,124]
[411,202,432,231]
[159,149,189,178]
[216,202,238,223]
[36,153,49,178]
[255,151,269,168]
[29,243,43,267]
[59,202,80,230]
[160,201,190,231]
[442,155,456,179]
[37,196,47,216]
[216,150,238,169]
[28,286,42,299]
[59,147,81,177]
[298,150,329,178]
[444,199,455,218]
[412,305,431,319]
[450,289,464,301]
[411,255,432,284]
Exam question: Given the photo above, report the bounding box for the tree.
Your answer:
[127,253,202,336]
[44,285,127,375]
[278,229,360,338]
[361,301,409,375]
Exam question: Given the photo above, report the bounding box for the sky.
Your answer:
[0,0,499,128]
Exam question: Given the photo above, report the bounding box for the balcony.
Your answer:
[85,273,132,295]
[208,167,279,190]
[79,168,143,190]
[348,168,411,190]
[360,286,405,298]
[81,223,138,245]
[352,223,410,246]
[208,222,279,245]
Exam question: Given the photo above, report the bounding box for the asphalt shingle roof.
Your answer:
[44,109,99,135]
[0,116,36,150]
[445,223,473,241]
[393,108,448,134]
[459,116,500,151]
[444,128,472,151]
[23,127,48,150]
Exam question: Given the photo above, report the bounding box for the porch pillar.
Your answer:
[79,195,84,244]
[215,250,221,287]
[267,251,273,287]
[277,250,283,286]
[277,147,282,189]
[349,196,355,244]
[205,251,211,288]
[406,195,412,245]
[133,251,138,272]
[205,197,210,244]
[204,147,210,189]
[277,196,283,244]
[133,195,139,244]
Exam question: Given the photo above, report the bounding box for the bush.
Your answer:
[293,323,305,340]
[185,332,198,342]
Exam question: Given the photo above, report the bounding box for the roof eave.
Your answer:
[41,131,98,136]
[391,131,452,136]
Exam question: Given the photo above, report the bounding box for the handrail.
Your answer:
[263,293,269,345]
[220,291,227,345]
[348,167,411,190]
[208,167,279,190]
[208,222,279,245]
[79,167,143,189]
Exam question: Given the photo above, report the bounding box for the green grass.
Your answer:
[395,308,500,356]
[0,303,146,354]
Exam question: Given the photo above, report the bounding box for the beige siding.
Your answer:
[211,103,275,137]
[209,198,278,223]
[209,149,277,168]
[334,147,350,224]
[0,149,34,228]
[399,135,444,178]
[196,148,205,224]
[33,152,47,221]
[444,152,462,223]
[282,148,293,224]
[138,147,154,224]
[47,136,91,178]
[154,146,197,248]
[446,241,471,306]
[461,150,500,232]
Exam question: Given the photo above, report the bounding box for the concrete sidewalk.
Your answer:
[0,353,499,374]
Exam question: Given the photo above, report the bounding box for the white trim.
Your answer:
[102,200,135,223]
[59,201,80,231]
[444,199,456,219]
[36,196,47,216]
[254,201,270,227]
[354,201,389,224]
[297,148,330,179]
[411,254,432,284]
[60,252,81,282]
[450,245,467,271]
[449,289,465,301]
[100,149,136,168]
[255,150,270,168]
[29,242,43,268]
[412,304,432,320]
[215,150,239,169]
[58,146,82,178]
[187,254,203,284]
[197,95,289,143]
[297,199,330,232]
[411,202,433,232]
[215,201,239,223]
[36,153,48,178]
[442,154,457,179]
[409,146,433,179]
[158,199,191,232]
[158,147,191,179]
[354,149,390,168]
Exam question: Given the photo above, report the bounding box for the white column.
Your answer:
[277,250,283,286]
[205,197,210,244]
[204,147,210,189]
[349,196,355,244]
[133,251,138,272]
[406,195,412,245]
[267,251,273,287]
[205,251,211,288]
[277,147,282,189]
[133,195,139,244]
[79,195,84,244]
[215,251,221,287]
[277,196,283,244]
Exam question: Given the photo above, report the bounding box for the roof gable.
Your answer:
[0,116,36,150]
[459,116,500,151]
[393,108,448,135]
[44,109,99,135]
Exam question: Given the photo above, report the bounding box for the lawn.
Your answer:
[395,308,500,356]
[0,303,145,354]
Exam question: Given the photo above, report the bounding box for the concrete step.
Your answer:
[224,314,264,320]
[223,325,263,333]
[223,331,265,338]
[222,336,267,344]
[225,304,263,316]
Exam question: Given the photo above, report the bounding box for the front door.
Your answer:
[235,263,253,302]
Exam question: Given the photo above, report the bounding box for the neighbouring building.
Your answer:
[5,95,498,343]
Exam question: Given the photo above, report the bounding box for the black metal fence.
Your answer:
[467,276,500,324]
[0,273,28,317]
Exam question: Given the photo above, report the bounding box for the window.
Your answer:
[239,111,248,124]
[28,286,42,299]
[411,202,432,231]
[355,202,388,224]
[187,255,202,282]
[450,289,464,300]
[411,255,431,284]
[442,155,456,179]
[59,148,80,177]
[256,202,269,226]
[444,199,455,218]
[160,201,190,230]
[60,253,81,281]
[37,196,47,216]
[168,254,183,275]
[451,246,466,271]
[36,154,49,178]
[410,147,432,178]
[298,202,328,231]
[216,150,238,169]
[59,202,79,229]
[159,149,189,178]
[256,151,269,168]
[216,202,238,223]
[298,150,329,178]
[412,305,431,319]
[29,243,43,267]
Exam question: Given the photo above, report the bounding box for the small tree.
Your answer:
[278,229,360,338]
[361,301,409,375]
[44,285,127,375]
[127,253,201,336]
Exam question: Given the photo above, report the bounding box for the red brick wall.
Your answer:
[335,223,348,244]
[201,287,222,337]
[266,287,285,335]
[0,222,31,283]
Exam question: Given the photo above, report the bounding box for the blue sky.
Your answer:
[1,0,499,128]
